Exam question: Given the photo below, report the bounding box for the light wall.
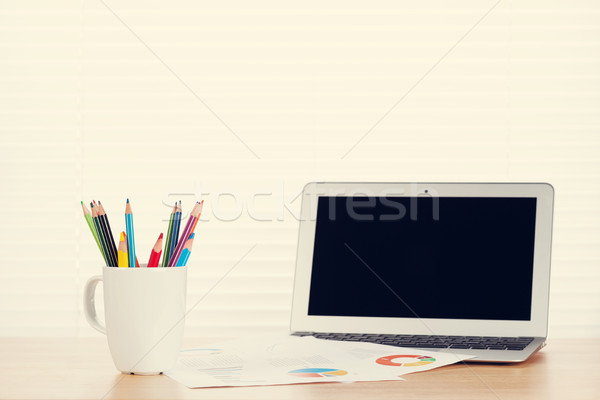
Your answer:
[0,1,599,338]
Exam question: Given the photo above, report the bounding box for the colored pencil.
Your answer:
[189,200,204,238]
[168,201,182,265]
[118,231,129,268]
[98,201,118,267]
[125,199,136,268]
[176,233,195,267]
[162,203,177,267]
[81,201,106,264]
[147,233,163,268]
[168,201,197,267]
[175,200,182,241]
[91,202,111,266]
[95,201,117,267]
[168,201,203,267]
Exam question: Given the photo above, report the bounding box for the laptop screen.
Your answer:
[308,196,537,321]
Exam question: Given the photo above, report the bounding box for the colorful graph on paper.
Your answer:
[288,368,348,378]
[375,355,436,367]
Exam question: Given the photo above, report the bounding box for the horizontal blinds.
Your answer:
[0,1,599,338]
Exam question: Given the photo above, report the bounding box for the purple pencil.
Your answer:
[168,202,203,266]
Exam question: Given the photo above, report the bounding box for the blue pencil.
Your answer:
[168,201,182,262]
[176,233,195,267]
[125,198,136,268]
[162,203,177,267]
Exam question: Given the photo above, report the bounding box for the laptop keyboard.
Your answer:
[311,333,534,351]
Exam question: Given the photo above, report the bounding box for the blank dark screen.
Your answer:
[308,197,537,321]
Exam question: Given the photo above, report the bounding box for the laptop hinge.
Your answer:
[291,331,314,337]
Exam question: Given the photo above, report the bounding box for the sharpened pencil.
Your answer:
[175,232,195,267]
[162,203,176,267]
[98,201,118,267]
[96,202,117,267]
[168,201,203,267]
[125,199,136,268]
[81,201,106,265]
[189,200,204,238]
[168,201,182,265]
[91,202,111,266]
[118,231,129,268]
[175,200,182,242]
[148,233,163,268]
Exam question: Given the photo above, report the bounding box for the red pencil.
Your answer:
[147,233,163,268]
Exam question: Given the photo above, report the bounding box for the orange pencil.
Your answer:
[147,233,163,268]
[190,200,204,236]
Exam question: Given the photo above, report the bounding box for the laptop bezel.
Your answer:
[290,182,554,338]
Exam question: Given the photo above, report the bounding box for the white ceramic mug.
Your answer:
[83,266,187,375]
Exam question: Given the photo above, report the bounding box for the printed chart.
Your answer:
[288,368,348,378]
[166,336,472,388]
[376,355,436,367]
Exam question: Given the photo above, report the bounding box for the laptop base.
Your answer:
[292,332,546,363]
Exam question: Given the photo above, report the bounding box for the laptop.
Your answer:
[290,182,554,362]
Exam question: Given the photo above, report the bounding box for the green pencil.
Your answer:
[81,201,108,265]
[162,203,177,267]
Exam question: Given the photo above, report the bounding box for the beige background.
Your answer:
[0,1,598,338]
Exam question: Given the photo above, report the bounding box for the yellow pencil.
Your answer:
[118,231,129,268]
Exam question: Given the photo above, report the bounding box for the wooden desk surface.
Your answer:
[0,337,598,400]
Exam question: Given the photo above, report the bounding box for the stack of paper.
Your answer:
[166,335,473,388]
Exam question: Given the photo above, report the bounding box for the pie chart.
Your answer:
[288,368,348,378]
[376,355,436,367]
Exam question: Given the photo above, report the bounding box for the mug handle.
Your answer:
[83,275,106,334]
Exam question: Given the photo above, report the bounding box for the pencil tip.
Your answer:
[126,198,129,203]
[189,233,195,240]
[159,233,163,239]
[98,200,102,205]
[80,201,83,205]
